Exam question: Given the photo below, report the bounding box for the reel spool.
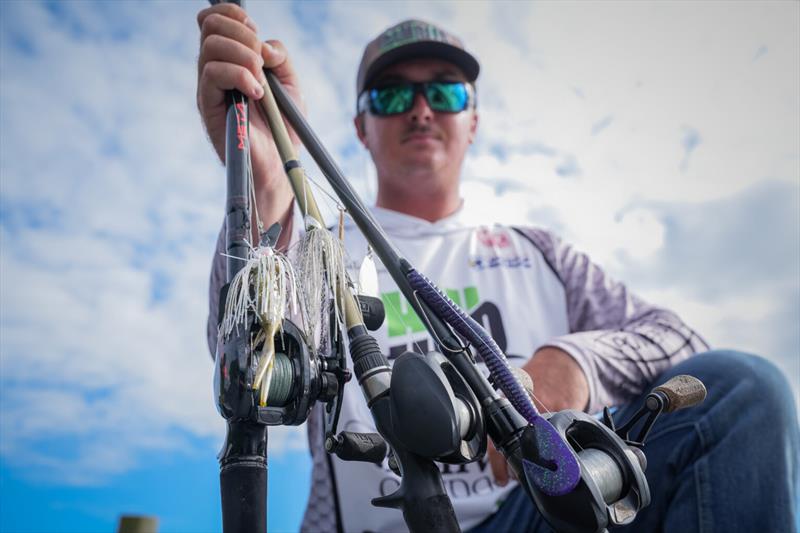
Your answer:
[254,319,341,426]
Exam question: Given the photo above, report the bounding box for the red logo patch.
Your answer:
[476,228,510,248]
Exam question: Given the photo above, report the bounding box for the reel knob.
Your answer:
[652,375,707,413]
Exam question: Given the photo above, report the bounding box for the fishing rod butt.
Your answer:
[220,461,266,533]
[219,420,268,533]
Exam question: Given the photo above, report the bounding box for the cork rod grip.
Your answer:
[653,375,707,413]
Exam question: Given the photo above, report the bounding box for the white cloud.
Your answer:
[1,0,797,487]
[638,284,800,403]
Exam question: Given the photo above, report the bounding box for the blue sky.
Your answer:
[0,1,798,532]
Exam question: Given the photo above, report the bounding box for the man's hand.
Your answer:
[488,347,590,486]
[197,3,303,231]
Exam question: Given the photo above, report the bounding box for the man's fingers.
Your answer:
[195,7,305,142]
[200,12,262,57]
[201,34,265,85]
[199,61,264,109]
[197,3,257,34]
[488,442,509,487]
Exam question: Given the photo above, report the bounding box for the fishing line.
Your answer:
[304,170,345,212]
[409,289,467,356]
[247,121,264,238]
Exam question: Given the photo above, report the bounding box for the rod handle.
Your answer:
[219,421,268,533]
[220,460,267,533]
[402,495,461,533]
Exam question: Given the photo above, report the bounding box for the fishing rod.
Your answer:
[210,1,342,532]
[210,0,267,526]
[208,2,708,531]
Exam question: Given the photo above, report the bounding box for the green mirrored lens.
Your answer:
[366,82,470,115]
[370,85,414,115]
[425,83,468,112]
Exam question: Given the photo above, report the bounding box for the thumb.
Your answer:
[261,40,295,83]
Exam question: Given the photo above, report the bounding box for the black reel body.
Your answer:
[391,351,487,465]
[325,350,487,469]
[255,318,340,425]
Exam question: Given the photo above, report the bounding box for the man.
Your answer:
[197,5,798,532]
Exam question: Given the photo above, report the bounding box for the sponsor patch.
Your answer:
[468,256,532,270]
[476,227,511,248]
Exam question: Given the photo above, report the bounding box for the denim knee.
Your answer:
[682,349,798,425]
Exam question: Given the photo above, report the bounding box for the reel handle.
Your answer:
[325,431,387,464]
[613,374,707,445]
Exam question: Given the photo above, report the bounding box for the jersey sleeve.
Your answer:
[206,223,226,359]
[515,227,710,413]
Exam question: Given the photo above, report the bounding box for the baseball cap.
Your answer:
[356,19,480,98]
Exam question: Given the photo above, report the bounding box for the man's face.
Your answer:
[355,58,478,190]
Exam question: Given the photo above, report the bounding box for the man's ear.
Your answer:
[353,113,368,148]
[468,110,479,144]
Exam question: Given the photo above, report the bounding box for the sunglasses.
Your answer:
[358,81,473,116]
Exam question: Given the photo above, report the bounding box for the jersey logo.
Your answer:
[468,255,532,270]
[380,286,525,361]
[476,227,510,248]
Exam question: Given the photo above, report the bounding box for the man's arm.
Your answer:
[516,227,709,414]
[523,346,589,412]
[207,226,226,358]
[491,227,708,486]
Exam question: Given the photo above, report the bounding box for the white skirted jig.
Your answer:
[296,217,348,348]
[220,246,299,342]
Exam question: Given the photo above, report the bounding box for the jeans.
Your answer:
[468,350,799,533]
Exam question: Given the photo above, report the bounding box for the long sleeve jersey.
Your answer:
[206,205,708,532]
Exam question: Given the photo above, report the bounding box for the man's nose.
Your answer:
[408,91,433,122]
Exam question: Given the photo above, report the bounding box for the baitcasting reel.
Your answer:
[214,309,330,424]
[214,290,388,426]
[324,349,488,471]
[521,374,707,533]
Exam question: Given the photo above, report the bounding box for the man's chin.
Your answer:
[403,150,438,165]
[400,145,446,164]
[399,157,449,179]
